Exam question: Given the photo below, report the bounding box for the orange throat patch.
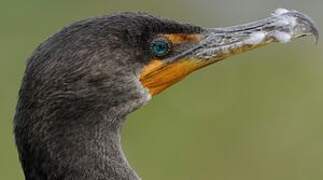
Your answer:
[139,59,213,96]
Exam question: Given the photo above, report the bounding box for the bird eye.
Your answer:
[150,38,171,57]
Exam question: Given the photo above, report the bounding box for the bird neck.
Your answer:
[68,115,140,180]
[19,112,140,180]
[15,65,150,179]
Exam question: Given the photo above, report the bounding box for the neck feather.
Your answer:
[15,111,140,180]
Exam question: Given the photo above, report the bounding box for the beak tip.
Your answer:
[284,10,320,44]
[312,27,320,45]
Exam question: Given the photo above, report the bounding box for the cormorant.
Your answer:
[14,9,318,180]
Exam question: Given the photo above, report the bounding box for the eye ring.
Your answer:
[150,38,172,58]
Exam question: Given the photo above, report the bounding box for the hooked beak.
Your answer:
[140,9,319,96]
[173,8,319,63]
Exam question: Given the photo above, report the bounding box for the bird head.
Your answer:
[21,9,318,120]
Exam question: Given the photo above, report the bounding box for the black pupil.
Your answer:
[151,40,169,57]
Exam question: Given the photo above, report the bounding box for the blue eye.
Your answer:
[150,38,171,57]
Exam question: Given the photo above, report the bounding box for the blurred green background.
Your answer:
[1,0,322,179]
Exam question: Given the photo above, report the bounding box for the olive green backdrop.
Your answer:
[1,0,322,179]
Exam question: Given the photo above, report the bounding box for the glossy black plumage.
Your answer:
[14,12,202,180]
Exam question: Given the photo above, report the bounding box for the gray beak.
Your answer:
[175,8,319,63]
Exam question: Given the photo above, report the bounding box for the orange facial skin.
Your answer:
[163,34,202,44]
[140,58,213,95]
[139,33,206,95]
